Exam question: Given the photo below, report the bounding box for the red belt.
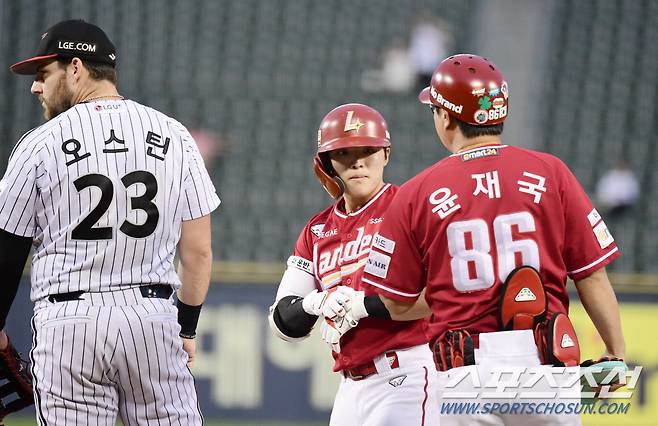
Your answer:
[342,351,400,381]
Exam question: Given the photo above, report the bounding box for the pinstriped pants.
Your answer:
[30,288,203,426]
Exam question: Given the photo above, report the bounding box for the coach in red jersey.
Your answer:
[359,55,626,425]
[269,104,438,425]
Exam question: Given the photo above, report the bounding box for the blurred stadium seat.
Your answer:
[1,0,655,272]
[539,0,658,272]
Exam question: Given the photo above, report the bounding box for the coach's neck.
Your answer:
[67,57,120,105]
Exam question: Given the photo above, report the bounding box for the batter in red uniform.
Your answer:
[268,104,437,426]
[357,55,626,425]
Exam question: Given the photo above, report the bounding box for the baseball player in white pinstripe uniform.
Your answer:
[0,20,220,425]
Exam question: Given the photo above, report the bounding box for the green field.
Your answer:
[5,418,325,426]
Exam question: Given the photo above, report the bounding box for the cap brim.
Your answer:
[10,54,59,75]
[418,86,431,104]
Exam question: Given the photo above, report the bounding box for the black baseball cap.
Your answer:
[10,19,117,75]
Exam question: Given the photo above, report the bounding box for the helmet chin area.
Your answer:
[313,155,344,199]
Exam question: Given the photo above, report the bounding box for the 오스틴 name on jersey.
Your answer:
[61,129,171,166]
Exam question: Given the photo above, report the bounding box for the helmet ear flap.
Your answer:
[313,155,345,199]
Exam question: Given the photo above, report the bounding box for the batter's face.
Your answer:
[329,146,389,201]
[31,60,74,120]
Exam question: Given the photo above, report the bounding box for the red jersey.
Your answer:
[290,184,428,371]
[363,144,619,345]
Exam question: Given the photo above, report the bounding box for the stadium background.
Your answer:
[1,0,657,424]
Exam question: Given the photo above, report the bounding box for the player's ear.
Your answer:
[69,57,84,80]
[383,147,390,166]
[441,109,453,131]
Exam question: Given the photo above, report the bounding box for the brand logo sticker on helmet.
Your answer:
[344,111,365,132]
[478,96,492,110]
[474,109,488,124]
[489,87,500,97]
[430,87,463,114]
[487,105,507,121]
[317,129,322,148]
[471,87,486,97]
[501,82,509,99]
[492,98,505,109]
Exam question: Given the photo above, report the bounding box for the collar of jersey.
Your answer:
[450,144,508,157]
[333,183,391,219]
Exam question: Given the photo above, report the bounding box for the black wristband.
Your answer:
[364,295,392,320]
[177,300,203,339]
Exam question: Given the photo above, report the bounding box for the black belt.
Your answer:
[48,284,173,303]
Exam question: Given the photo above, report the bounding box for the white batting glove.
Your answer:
[301,289,328,316]
[320,312,359,353]
[319,288,353,320]
[334,287,368,321]
[302,289,350,319]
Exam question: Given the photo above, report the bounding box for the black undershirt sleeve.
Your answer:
[364,295,392,320]
[272,295,318,338]
[0,229,33,330]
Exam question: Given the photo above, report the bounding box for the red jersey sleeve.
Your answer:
[557,160,620,280]
[362,188,426,302]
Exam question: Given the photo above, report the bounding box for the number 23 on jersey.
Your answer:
[72,171,159,240]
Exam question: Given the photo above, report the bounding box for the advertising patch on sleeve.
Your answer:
[372,233,396,254]
[287,256,314,275]
[364,251,391,279]
[593,221,615,249]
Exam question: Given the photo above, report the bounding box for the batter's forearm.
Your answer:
[575,268,626,358]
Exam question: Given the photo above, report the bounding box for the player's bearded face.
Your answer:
[42,74,74,120]
[329,146,389,200]
[32,62,74,120]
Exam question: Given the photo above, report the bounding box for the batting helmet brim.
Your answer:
[317,136,391,153]
[418,86,432,104]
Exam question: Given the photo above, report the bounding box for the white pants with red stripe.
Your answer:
[330,344,439,426]
[437,330,582,426]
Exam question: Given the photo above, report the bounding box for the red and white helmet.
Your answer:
[419,54,509,126]
[314,103,391,198]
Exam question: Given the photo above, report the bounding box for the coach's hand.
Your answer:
[580,355,628,399]
[182,337,196,367]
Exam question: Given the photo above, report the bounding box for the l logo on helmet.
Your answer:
[344,111,365,132]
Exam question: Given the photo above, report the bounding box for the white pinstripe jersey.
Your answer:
[0,99,220,302]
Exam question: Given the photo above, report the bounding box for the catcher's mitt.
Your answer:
[0,336,34,424]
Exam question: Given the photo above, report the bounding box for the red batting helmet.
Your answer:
[314,103,391,198]
[419,54,509,126]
